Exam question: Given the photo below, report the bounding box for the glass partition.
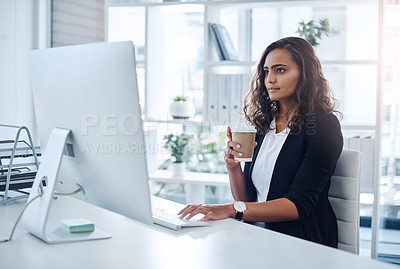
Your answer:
[377,1,400,262]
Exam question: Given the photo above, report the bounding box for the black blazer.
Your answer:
[243,112,343,248]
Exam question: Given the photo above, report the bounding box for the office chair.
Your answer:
[328,148,362,254]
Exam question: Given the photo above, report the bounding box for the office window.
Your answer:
[145,5,204,119]
[251,3,379,126]
[107,6,146,113]
[324,65,377,126]
[377,2,400,260]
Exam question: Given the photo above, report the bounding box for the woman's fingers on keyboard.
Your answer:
[201,212,214,221]
[178,204,202,219]
[179,204,234,221]
[200,204,233,221]
[177,205,189,215]
[184,207,208,220]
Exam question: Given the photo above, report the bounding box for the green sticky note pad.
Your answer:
[59,218,95,233]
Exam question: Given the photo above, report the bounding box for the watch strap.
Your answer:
[235,211,244,220]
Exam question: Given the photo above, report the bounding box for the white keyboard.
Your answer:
[152,208,210,231]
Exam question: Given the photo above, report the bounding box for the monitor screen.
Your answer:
[29,41,153,225]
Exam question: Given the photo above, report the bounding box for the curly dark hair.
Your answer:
[243,37,341,133]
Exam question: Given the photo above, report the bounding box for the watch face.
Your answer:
[234,201,246,212]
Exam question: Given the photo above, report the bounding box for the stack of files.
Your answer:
[208,23,239,61]
[0,171,44,191]
[206,73,251,125]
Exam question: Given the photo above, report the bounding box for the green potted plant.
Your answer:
[187,126,227,174]
[163,133,193,176]
[296,18,330,46]
[169,95,195,119]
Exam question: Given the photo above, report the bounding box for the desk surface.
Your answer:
[0,196,395,269]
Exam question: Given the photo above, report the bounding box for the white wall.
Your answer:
[0,0,18,131]
[0,0,49,142]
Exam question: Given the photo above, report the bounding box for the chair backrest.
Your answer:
[328,148,362,254]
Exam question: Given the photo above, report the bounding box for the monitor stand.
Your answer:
[22,128,111,244]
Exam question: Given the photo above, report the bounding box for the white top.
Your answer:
[252,119,289,202]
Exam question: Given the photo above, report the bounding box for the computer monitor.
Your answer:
[24,41,154,242]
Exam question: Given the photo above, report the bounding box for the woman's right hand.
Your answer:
[224,126,243,169]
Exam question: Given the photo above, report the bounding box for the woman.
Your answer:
[178,37,343,248]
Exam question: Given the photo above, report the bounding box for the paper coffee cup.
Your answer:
[231,120,257,162]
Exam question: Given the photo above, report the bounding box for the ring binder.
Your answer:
[208,23,239,61]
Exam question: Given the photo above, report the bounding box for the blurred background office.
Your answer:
[1,0,400,265]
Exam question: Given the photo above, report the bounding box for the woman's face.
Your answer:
[263,48,300,107]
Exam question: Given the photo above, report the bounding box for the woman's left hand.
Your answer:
[178,203,235,221]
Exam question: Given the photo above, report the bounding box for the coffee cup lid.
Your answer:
[231,119,257,132]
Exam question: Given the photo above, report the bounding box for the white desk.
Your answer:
[149,170,230,204]
[0,196,396,269]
